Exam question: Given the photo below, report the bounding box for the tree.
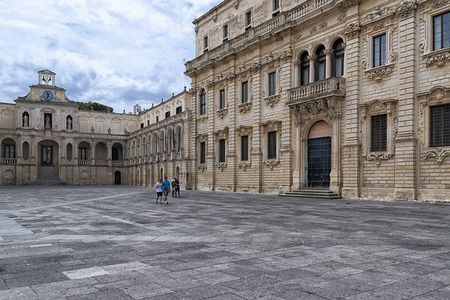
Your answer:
[76,101,113,113]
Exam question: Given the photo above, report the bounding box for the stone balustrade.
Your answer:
[0,158,17,165]
[287,77,346,105]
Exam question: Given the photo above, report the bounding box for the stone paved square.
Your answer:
[0,186,450,299]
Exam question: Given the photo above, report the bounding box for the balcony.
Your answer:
[287,78,346,106]
[78,160,91,166]
[95,160,108,167]
[1,158,17,165]
[111,160,126,167]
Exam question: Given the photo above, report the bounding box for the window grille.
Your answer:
[371,114,387,152]
[219,139,226,163]
[430,104,450,147]
[268,131,277,159]
[268,72,276,96]
[200,142,206,164]
[241,135,249,161]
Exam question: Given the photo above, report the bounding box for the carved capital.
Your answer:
[395,0,417,18]
[344,23,361,39]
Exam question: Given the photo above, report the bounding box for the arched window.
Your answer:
[66,115,73,130]
[199,89,206,115]
[2,138,16,158]
[66,143,73,161]
[22,112,30,127]
[315,45,326,81]
[299,52,310,86]
[23,142,30,160]
[332,39,345,78]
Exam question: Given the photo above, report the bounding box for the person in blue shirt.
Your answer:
[162,176,171,205]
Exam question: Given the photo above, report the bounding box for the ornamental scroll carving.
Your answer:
[238,102,252,114]
[296,98,342,124]
[198,164,207,172]
[238,161,251,171]
[424,50,450,68]
[216,162,227,171]
[365,65,394,81]
[421,149,450,164]
[344,23,361,39]
[265,95,281,107]
[214,127,229,140]
[367,152,393,166]
[196,133,208,143]
[217,108,228,119]
[265,159,280,170]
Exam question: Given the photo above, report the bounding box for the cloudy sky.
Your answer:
[0,0,221,112]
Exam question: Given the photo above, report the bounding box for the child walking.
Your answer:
[155,179,163,204]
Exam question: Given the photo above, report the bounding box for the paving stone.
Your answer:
[0,186,449,299]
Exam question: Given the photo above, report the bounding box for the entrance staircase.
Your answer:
[34,166,63,185]
[280,188,341,200]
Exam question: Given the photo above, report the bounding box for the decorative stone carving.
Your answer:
[238,102,252,114]
[264,95,281,107]
[198,163,207,172]
[238,161,251,171]
[424,50,450,67]
[196,133,208,142]
[237,125,253,136]
[214,127,229,140]
[216,162,227,171]
[264,159,280,170]
[365,65,394,81]
[432,0,448,8]
[216,108,228,119]
[395,0,417,17]
[335,0,360,10]
[367,152,392,166]
[422,149,450,164]
[262,120,282,132]
[344,23,361,39]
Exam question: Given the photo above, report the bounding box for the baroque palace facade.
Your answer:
[1,0,450,202]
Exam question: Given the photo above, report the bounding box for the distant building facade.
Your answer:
[1,0,450,202]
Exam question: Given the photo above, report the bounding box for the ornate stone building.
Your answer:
[1,0,450,202]
[185,0,450,201]
[0,70,192,187]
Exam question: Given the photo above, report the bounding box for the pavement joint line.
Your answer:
[3,191,146,213]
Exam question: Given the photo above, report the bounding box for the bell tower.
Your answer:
[38,69,56,86]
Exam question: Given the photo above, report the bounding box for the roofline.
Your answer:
[193,0,230,25]
[38,69,56,75]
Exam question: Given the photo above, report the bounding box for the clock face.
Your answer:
[42,90,54,101]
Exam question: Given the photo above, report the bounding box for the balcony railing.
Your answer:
[1,158,17,165]
[78,160,91,166]
[287,77,346,106]
[95,160,108,166]
[111,160,126,167]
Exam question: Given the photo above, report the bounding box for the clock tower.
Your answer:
[38,69,56,86]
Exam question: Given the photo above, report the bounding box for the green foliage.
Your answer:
[76,101,113,113]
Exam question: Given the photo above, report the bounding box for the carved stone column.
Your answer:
[325,49,333,79]
[308,55,316,83]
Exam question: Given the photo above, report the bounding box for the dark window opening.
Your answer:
[219,139,226,163]
[315,45,326,81]
[300,52,310,86]
[200,142,206,164]
[241,135,249,161]
[371,114,387,152]
[268,131,277,160]
[332,39,345,78]
[430,104,450,147]
[268,71,276,96]
[219,89,226,110]
[373,33,387,68]
[241,81,249,103]
[165,111,170,119]
[176,106,182,114]
[199,90,207,115]
[433,11,450,51]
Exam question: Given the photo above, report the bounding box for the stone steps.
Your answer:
[280,189,341,199]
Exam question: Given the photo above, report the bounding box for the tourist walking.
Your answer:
[162,176,171,204]
[155,179,163,204]
[174,177,181,198]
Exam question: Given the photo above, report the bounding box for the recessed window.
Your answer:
[373,33,387,68]
[2,144,15,158]
[245,11,252,29]
[199,89,207,115]
[203,35,209,51]
[140,123,144,129]
[300,52,310,86]
[219,139,226,163]
[241,81,249,103]
[223,24,229,41]
[165,111,170,119]
[370,114,387,152]
[433,11,450,51]
[44,113,52,129]
[79,148,88,160]
[241,135,249,161]
[268,71,276,96]
[332,39,345,78]
[219,89,226,110]
[268,131,277,160]
[430,104,450,147]
[273,0,280,12]
[156,116,159,122]
[315,45,326,81]
[176,106,182,114]
[147,120,150,126]
[200,142,206,164]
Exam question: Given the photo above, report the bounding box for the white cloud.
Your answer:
[0,0,221,112]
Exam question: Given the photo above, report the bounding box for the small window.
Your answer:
[203,35,209,51]
[273,0,280,12]
[156,116,159,122]
[300,52,310,86]
[223,24,229,41]
[268,71,276,96]
[79,148,87,160]
[268,131,277,160]
[433,11,450,51]
[241,135,249,161]
[245,11,252,29]
[219,89,226,110]
[176,106,182,114]
[165,111,170,119]
[373,33,387,68]
[370,114,387,152]
[241,81,249,103]
[219,139,226,163]
[140,123,144,129]
[332,39,345,78]
[147,120,150,126]
[430,104,450,147]
[200,142,206,164]
[199,89,207,115]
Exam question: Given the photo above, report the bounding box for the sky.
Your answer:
[0,0,221,113]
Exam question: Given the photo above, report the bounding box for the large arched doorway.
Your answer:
[114,171,121,185]
[38,140,59,181]
[308,121,331,188]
